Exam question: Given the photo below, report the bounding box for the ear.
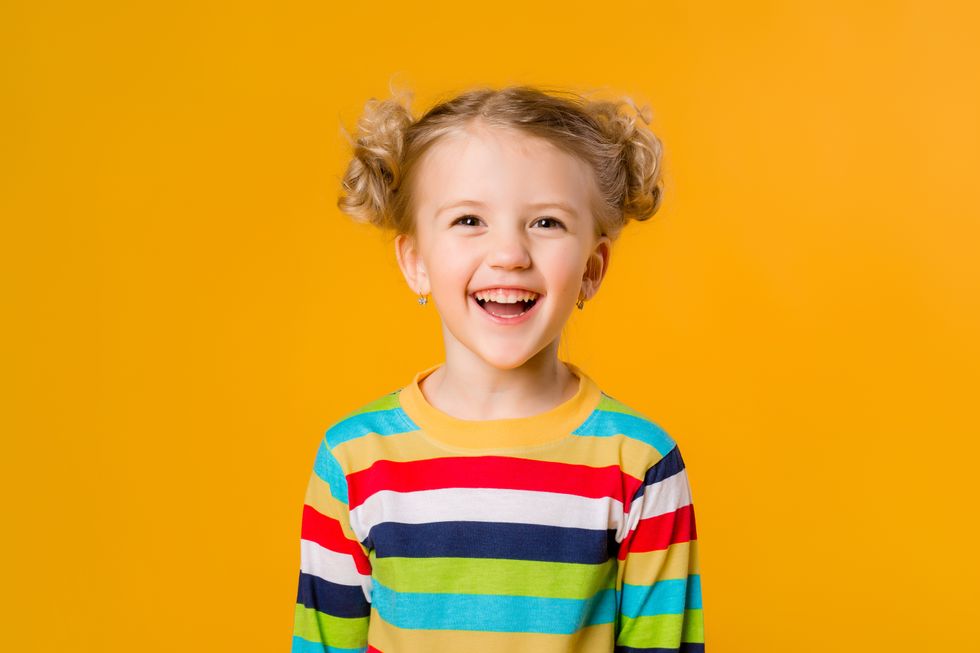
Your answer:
[581,235,612,301]
[394,233,430,296]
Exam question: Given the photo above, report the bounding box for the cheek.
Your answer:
[542,255,586,294]
[425,253,470,293]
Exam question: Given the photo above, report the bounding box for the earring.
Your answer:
[417,289,428,306]
[576,296,585,310]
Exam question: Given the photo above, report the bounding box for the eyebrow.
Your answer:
[435,199,579,218]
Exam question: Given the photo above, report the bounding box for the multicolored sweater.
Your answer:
[291,361,705,653]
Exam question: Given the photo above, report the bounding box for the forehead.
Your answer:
[412,123,599,218]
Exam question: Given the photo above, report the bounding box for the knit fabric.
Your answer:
[291,361,705,653]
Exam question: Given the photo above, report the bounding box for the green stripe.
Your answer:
[617,610,705,647]
[681,608,704,642]
[617,613,684,648]
[292,603,368,649]
[596,394,647,419]
[371,556,616,598]
[339,392,401,421]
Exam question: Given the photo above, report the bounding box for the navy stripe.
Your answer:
[365,521,619,564]
[295,571,370,618]
[617,644,704,653]
[630,444,686,503]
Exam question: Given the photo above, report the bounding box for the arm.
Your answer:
[291,437,372,653]
[615,443,704,652]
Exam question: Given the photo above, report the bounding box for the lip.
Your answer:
[470,293,542,326]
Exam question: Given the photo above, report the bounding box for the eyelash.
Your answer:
[452,214,566,230]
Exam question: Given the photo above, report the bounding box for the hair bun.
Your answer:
[586,96,664,224]
[337,90,415,230]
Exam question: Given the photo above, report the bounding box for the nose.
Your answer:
[485,227,531,269]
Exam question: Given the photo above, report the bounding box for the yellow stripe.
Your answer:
[619,539,699,586]
[368,607,617,653]
[336,429,664,481]
[304,473,364,547]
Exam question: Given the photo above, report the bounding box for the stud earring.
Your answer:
[576,296,585,310]
[417,290,428,306]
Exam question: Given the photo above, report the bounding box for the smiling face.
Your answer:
[394,120,612,371]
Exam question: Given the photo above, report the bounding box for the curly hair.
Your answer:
[337,83,665,242]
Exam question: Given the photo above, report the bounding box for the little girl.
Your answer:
[291,84,704,653]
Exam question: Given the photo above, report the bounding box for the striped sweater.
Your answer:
[291,361,705,653]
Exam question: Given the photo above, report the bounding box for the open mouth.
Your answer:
[474,295,538,319]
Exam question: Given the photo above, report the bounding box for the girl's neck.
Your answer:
[418,353,579,422]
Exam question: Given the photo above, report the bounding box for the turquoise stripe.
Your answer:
[314,408,419,502]
[371,578,617,634]
[573,410,675,455]
[312,440,349,504]
[687,573,703,609]
[621,574,702,617]
[325,409,416,448]
[291,634,366,653]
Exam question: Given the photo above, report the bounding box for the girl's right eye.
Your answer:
[452,214,482,227]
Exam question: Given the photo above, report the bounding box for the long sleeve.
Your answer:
[615,444,704,652]
[291,437,373,653]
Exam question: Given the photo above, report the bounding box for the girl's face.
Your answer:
[395,121,611,371]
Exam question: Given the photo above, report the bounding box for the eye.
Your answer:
[532,216,566,230]
[451,214,483,227]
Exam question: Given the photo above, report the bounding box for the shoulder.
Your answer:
[309,388,408,482]
[583,390,681,465]
[583,392,697,497]
[319,387,410,451]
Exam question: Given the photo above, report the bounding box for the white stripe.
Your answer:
[616,470,692,542]
[635,468,693,520]
[300,538,373,602]
[349,487,625,535]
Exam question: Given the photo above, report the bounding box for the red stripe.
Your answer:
[367,647,384,653]
[300,504,372,575]
[346,456,642,509]
[618,503,697,558]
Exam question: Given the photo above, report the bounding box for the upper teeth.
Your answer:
[474,289,539,303]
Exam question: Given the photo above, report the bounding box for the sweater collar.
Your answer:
[398,360,601,451]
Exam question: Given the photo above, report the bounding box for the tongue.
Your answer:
[484,301,525,317]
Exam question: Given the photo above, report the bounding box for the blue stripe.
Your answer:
[325,408,417,448]
[630,445,686,503]
[365,520,619,564]
[573,409,676,455]
[372,578,617,633]
[686,574,702,609]
[621,574,701,617]
[291,635,366,653]
[312,440,349,504]
[296,571,370,618]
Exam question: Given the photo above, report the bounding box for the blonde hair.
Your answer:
[337,84,665,242]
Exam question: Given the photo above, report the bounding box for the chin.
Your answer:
[474,351,537,371]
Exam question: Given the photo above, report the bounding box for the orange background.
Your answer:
[3,1,978,651]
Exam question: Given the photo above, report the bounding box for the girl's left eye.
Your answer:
[533,217,566,229]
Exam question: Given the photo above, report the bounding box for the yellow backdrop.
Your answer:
[3,1,978,651]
